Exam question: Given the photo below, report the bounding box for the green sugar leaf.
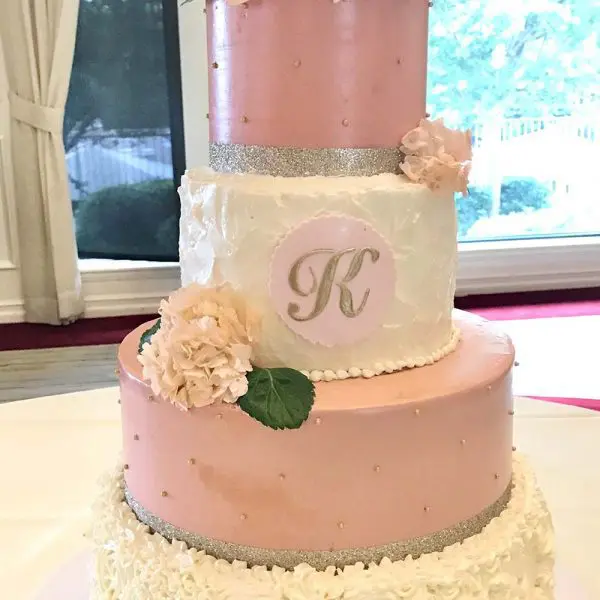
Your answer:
[138,318,161,354]
[238,367,315,430]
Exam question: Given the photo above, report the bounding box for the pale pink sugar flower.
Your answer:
[400,118,473,197]
[138,283,260,411]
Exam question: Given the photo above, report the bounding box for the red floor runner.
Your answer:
[529,396,599,411]
[471,300,600,321]
[0,314,155,351]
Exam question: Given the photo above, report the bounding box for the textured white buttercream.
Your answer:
[179,169,458,374]
[90,455,554,600]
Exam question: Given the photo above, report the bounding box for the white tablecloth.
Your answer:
[1,389,599,599]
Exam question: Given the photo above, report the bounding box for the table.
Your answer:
[1,389,599,599]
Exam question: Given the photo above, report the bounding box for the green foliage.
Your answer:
[458,178,551,237]
[457,188,492,237]
[65,0,170,151]
[138,319,162,354]
[238,368,316,430]
[156,214,180,254]
[499,179,551,216]
[428,1,600,128]
[75,179,179,259]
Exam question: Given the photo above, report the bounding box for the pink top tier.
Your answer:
[207,0,429,149]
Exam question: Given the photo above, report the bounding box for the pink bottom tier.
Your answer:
[117,310,514,562]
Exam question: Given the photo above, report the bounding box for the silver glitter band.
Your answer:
[209,143,402,177]
[124,482,512,571]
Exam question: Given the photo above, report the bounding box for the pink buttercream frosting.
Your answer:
[118,311,515,552]
[207,0,428,148]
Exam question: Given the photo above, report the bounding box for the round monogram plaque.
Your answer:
[269,216,395,346]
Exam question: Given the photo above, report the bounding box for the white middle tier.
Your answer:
[179,168,458,377]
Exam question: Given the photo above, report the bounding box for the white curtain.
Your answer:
[0,0,83,324]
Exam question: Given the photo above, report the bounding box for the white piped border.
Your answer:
[89,455,554,600]
[300,325,461,382]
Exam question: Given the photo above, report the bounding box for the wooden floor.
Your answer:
[0,345,118,403]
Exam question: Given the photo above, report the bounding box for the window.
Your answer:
[65,0,185,262]
[428,1,600,242]
[74,0,600,318]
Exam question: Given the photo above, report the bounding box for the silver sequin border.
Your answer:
[209,143,403,177]
[124,481,512,571]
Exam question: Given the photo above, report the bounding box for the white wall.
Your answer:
[0,42,22,322]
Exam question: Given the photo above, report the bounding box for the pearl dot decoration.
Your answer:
[188,458,196,465]
[216,413,223,420]
[338,521,345,529]
[114,367,120,377]
[374,465,381,473]
[508,409,515,416]
[240,115,249,123]
[424,506,431,513]
[240,514,248,521]
[315,417,322,425]
[414,408,420,416]
[123,464,129,470]
[133,434,139,441]
[494,473,500,480]
[279,473,286,481]
[211,61,219,69]
[161,490,168,497]
[460,439,466,446]
[341,118,349,127]
[122,474,510,569]
[513,446,517,452]
[293,59,301,67]
[93,456,552,589]
[301,327,460,382]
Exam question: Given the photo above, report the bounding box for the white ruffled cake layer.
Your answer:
[90,455,554,600]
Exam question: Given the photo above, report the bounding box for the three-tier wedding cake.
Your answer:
[91,0,555,598]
